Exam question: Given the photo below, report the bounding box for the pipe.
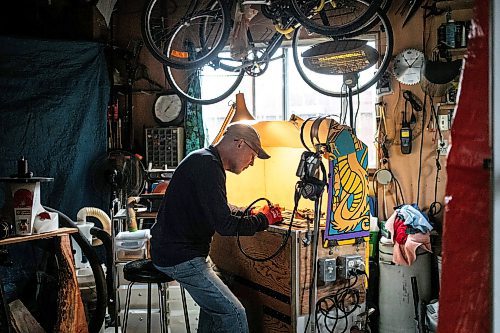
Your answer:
[90,226,117,327]
[127,197,140,232]
[77,207,111,246]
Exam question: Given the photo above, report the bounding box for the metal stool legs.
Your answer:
[180,285,191,333]
[122,281,168,333]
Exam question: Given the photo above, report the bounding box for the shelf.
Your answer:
[136,211,158,219]
[0,227,78,246]
[435,0,473,10]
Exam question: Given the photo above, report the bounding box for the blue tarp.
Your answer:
[0,36,109,220]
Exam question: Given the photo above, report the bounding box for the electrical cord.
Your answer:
[393,175,406,206]
[314,273,361,333]
[300,117,317,151]
[354,81,361,131]
[416,93,427,208]
[427,94,444,222]
[236,193,297,262]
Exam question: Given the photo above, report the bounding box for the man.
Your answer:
[151,123,283,333]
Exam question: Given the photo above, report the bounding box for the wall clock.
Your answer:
[153,91,185,126]
[393,48,425,85]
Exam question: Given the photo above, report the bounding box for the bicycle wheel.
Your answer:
[199,4,286,77]
[292,5,393,97]
[290,0,384,37]
[142,0,230,69]
[164,53,245,105]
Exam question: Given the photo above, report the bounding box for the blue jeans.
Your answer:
[154,257,249,333]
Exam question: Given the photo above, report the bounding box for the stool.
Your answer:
[122,259,191,333]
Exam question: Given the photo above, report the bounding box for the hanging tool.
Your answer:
[403,90,422,111]
[396,0,424,28]
[403,0,423,27]
[400,100,412,154]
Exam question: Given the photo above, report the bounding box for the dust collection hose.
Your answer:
[77,207,112,245]
[90,226,116,327]
[44,206,107,333]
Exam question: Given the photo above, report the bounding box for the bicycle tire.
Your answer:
[199,3,286,76]
[164,61,245,105]
[292,4,393,98]
[346,0,392,35]
[290,0,384,37]
[142,0,230,69]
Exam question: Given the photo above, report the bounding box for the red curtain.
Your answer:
[438,1,491,332]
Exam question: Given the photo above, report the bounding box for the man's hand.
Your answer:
[258,205,283,225]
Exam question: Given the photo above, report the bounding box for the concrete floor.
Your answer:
[105,284,199,333]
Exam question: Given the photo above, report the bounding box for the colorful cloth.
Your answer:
[392,232,432,266]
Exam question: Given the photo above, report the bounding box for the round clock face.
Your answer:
[153,93,184,125]
[393,49,425,85]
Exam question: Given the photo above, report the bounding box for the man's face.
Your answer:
[227,139,258,174]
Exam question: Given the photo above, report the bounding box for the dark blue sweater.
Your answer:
[150,145,268,267]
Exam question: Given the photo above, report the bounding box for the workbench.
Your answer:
[210,223,367,333]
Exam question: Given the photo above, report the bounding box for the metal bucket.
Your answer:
[378,242,431,333]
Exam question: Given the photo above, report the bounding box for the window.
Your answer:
[202,45,377,168]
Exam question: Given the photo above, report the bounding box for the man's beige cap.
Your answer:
[224,123,271,159]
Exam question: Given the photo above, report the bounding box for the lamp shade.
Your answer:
[231,92,255,122]
[212,92,255,145]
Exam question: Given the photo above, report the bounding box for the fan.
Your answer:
[91,150,146,205]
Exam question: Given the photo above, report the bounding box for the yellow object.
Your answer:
[212,92,255,145]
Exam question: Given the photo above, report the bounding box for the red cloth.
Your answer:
[393,216,408,244]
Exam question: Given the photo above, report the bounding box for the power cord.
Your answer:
[236,190,299,262]
[416,93,427,208]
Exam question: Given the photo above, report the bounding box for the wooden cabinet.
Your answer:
[210,225,367,333]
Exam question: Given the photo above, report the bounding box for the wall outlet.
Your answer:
[337,255,364,280]
[438,139,449,156]
[438,114,450,131]
[318,258,336,283]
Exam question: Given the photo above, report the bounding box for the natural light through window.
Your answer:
[201,42,378,168]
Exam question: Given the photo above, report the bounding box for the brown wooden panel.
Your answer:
[298,241,367,315]
[262,314,292,333]
[211,231,292,297]
[55,235,89,333]
[228,281,292,333]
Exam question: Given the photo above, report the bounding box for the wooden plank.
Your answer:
[298,241,367,315]
[54,235,89,333]
[0,228,78,246]
[8,299,46,333]
[262,313,292,333]
[231,279,291,317]
[228,281,292,333]
[211,231,292,297]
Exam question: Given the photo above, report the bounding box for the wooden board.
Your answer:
[54,235,89,333]
[298,240,367,315]
[8,299,46,333]
[0,228,77,246]
[211,231,292,298]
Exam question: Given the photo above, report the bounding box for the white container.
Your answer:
[378,242,432,333]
